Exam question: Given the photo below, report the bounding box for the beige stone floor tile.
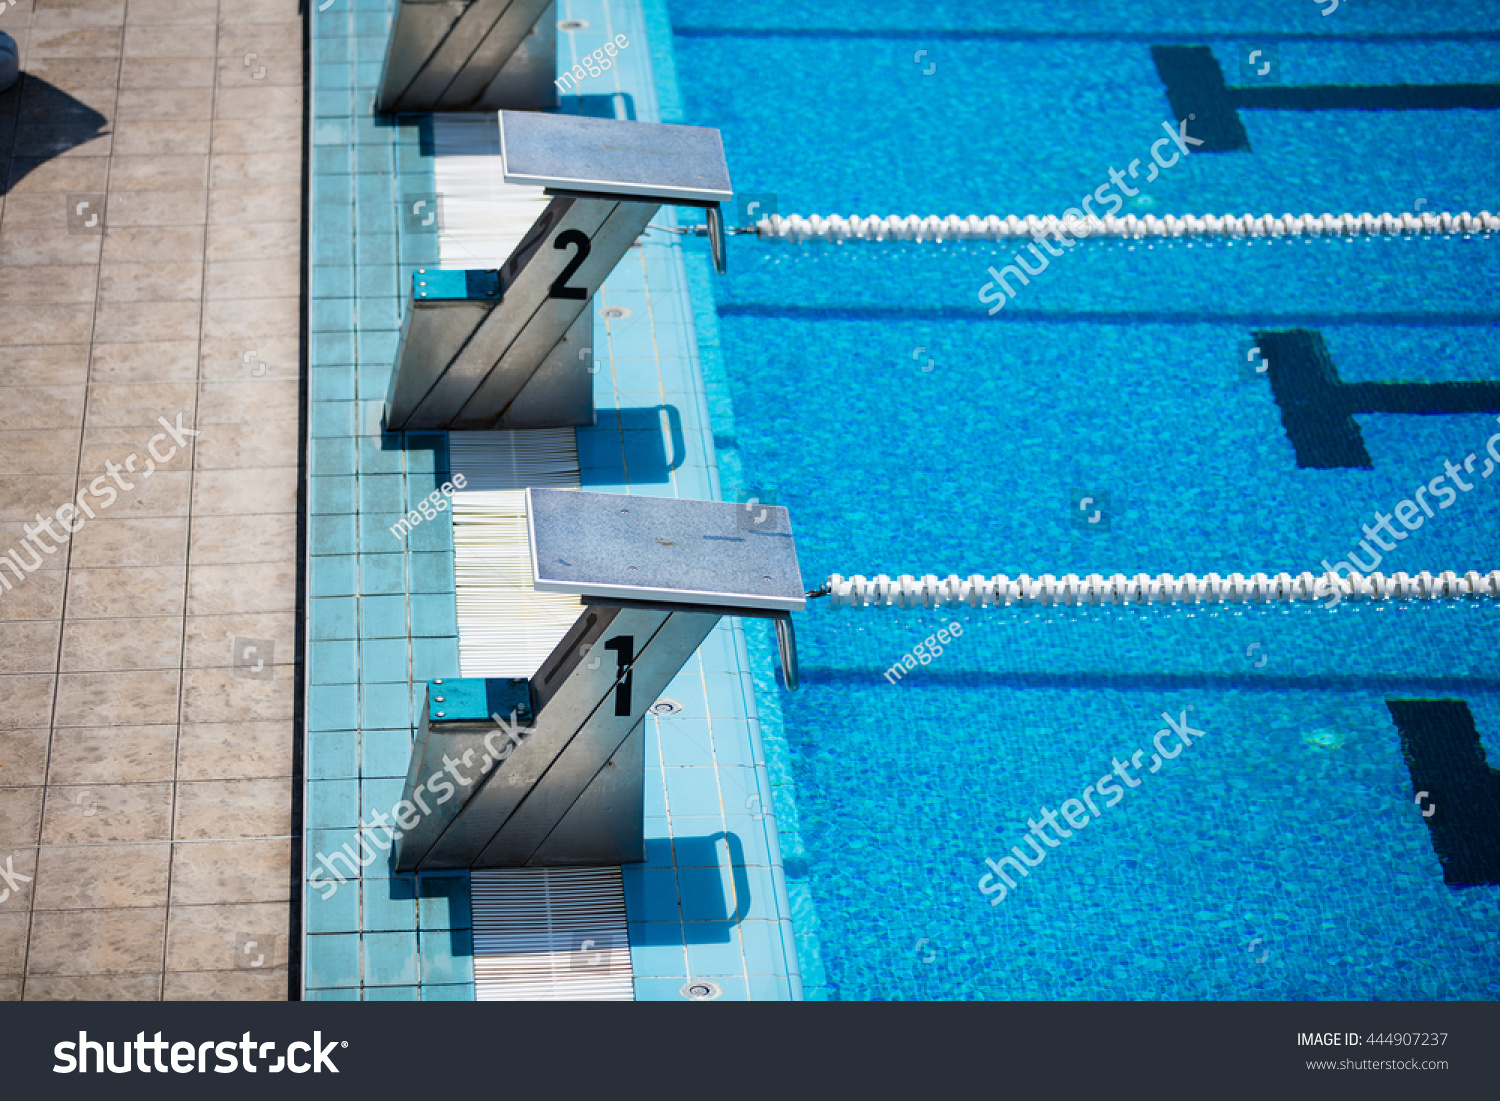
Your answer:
[101,223,203,263]
[214,84,302,121]
[108,154,208,191]
[208,150,300,190]
[47,722,177,784]
[114,87,214,122]
[0,976,19,999]
[202,296,298,341]
[11,126,113,161]
[80,381,196,429]
[33,842,172,909]
[0,620,62,675]
[0,472,75,521]
[169,838,291,905]
[4,153,109,194]
[216,21,303,58]
[0,519,72,566]
[164,967,287,999]
[0,847,36,914]
[118,55,215,90]
[180,668,294,725]
[187,561,295,616]
[209,116,300,156]
[0,264,96,306]
[196,379,297,425]
[26,26,124,60]
[91,299,202,344]
[190,467,298,516]
[63,565,187,619]
[111,119,211,157]
[0,573,66,621]
[186,513,295,565]
[13,58,119,100]
[53,668,181,726]
[61,616,184,672]
[25,906,167,974]
[0,386,86,430]
[165,900,288,972]
[41,781,174,843]
[79,424,195,473]
[199,337,299,381]
[0,222,104,266]
[183,612,295,669]
[0,911,29,975]
[30,0,127,29]
[24,972,164,999]
[202,256,298,299]
[0,428,81,474]
[191,422,298,471]
[214,54,301,91]
[173,778,291,840]
[8,302,95,346]
[0,345,90,388]
[176,721,294,782]
[0,728,51,787]
[104,189,209,228]
[205,219,298,261]
[0,785,44,847]
[89,337,202,381]
[123,23,219,58]
[65,516,189,569]
[128,0,217,24]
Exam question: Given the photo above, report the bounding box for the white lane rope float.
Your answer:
[675,209,1499,243]
[814,571,1500,608]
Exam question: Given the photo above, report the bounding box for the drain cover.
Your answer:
[681,980,722,1001]
[558,19,588,30]
[648,698,684,717]
[601,306,630,320]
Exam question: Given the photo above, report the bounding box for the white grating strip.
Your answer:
[472,867,634,1001]
[449,430,583,679]
[432,113,551,269]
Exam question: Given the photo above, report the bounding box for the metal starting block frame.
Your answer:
[377,0,557,113]
[384,111,732,432]
[393,489,804,871]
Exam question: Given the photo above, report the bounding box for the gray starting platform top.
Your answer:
[499,111,732,204]
[526,488,804,611]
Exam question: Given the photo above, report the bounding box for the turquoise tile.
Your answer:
[355,234,397,267]
[657,720,715,768]
[360,636,407,682]
[308,779,360,829]
[361,727,411,779]
[358,296,400,330]
[363,681,411,729]
[360,551,405,595]
[364,986,419,1001]
[362,776,406,820]
[307,933,361,988]
[406,513,452,553]
[360,512,409,548]
[358,361,395,400]
[684,928,746,976]
[311,639,358,685]
[310,596,358,640]
[408,551,453,593]
[677,865,736,922]
[354,60,382,87]
[313,297,356,333]
[623,866,679,923]
[628,938,689,979]
[305,986,360,1001]
[420,983,475,1001]
[410,636,460,680]
[360,473,406,513]
[360,594,407,638]
[312,262,353,298]
[311,330,355,367]
[309,729,359,780]
[664,766,724,817]
[307,879,360,934]
[312,553,357,597]
[309,684,359,733]
[362,932,418,986]
[312,436,356,476]
[362,875,417,932]
[358,435,405,474]
[419,929,474,986]
[703,672,749,717]
[313,400,356,436]
[314,37,351,65]
[357,264,399,298]
[312,364,356,401]
[408,593,456,638]
[311,514,356,556]
[311,475,356,515]
[747,972,793,1002]
[418,874,471,930]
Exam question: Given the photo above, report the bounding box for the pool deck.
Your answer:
[0,0,304,1000]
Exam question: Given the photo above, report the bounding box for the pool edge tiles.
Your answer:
[304,0,470,1002]
[303,0,803,1001]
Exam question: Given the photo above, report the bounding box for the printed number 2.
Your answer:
[550,229,591,300]
[603,635,633,716]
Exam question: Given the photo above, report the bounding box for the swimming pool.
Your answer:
[668,1,1500,999]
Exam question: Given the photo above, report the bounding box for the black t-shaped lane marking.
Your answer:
[1152,45,1500,152]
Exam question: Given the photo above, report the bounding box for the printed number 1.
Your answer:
[550,229,591,300]
[603,635,633,716]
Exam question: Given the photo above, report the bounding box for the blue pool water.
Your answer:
[669,1,1500,998]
